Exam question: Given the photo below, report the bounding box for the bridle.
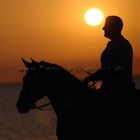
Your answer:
[30,74,52,111]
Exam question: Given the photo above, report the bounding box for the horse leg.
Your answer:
[56,119,70,140]
[56,118,74,140]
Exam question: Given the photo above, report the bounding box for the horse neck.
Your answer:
[44,79,86,117]
[45,89,69,117]
[41,70,89,116]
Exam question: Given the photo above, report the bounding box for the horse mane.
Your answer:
[39,61,83,84]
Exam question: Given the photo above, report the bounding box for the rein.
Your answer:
[31,102,51,110]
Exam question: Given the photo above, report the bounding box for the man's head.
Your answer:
[103,16,123,39]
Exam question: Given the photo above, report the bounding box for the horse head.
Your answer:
[16,58,77,113]
[16,58,44,113]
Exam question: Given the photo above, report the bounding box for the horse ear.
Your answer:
[31,58,38,65]
[22,58,31,67]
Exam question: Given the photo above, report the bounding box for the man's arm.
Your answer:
[83,66,124,85]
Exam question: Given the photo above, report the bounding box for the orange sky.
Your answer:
[0,0,140,83]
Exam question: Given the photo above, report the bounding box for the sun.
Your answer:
[84,8,104,26]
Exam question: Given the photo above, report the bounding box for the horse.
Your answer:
[16,59,140,140]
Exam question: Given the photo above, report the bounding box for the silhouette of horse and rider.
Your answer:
[16,16,140,139]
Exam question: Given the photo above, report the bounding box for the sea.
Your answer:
[0,83,57,140]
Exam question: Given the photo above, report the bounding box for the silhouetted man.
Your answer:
[84,16,135,96]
